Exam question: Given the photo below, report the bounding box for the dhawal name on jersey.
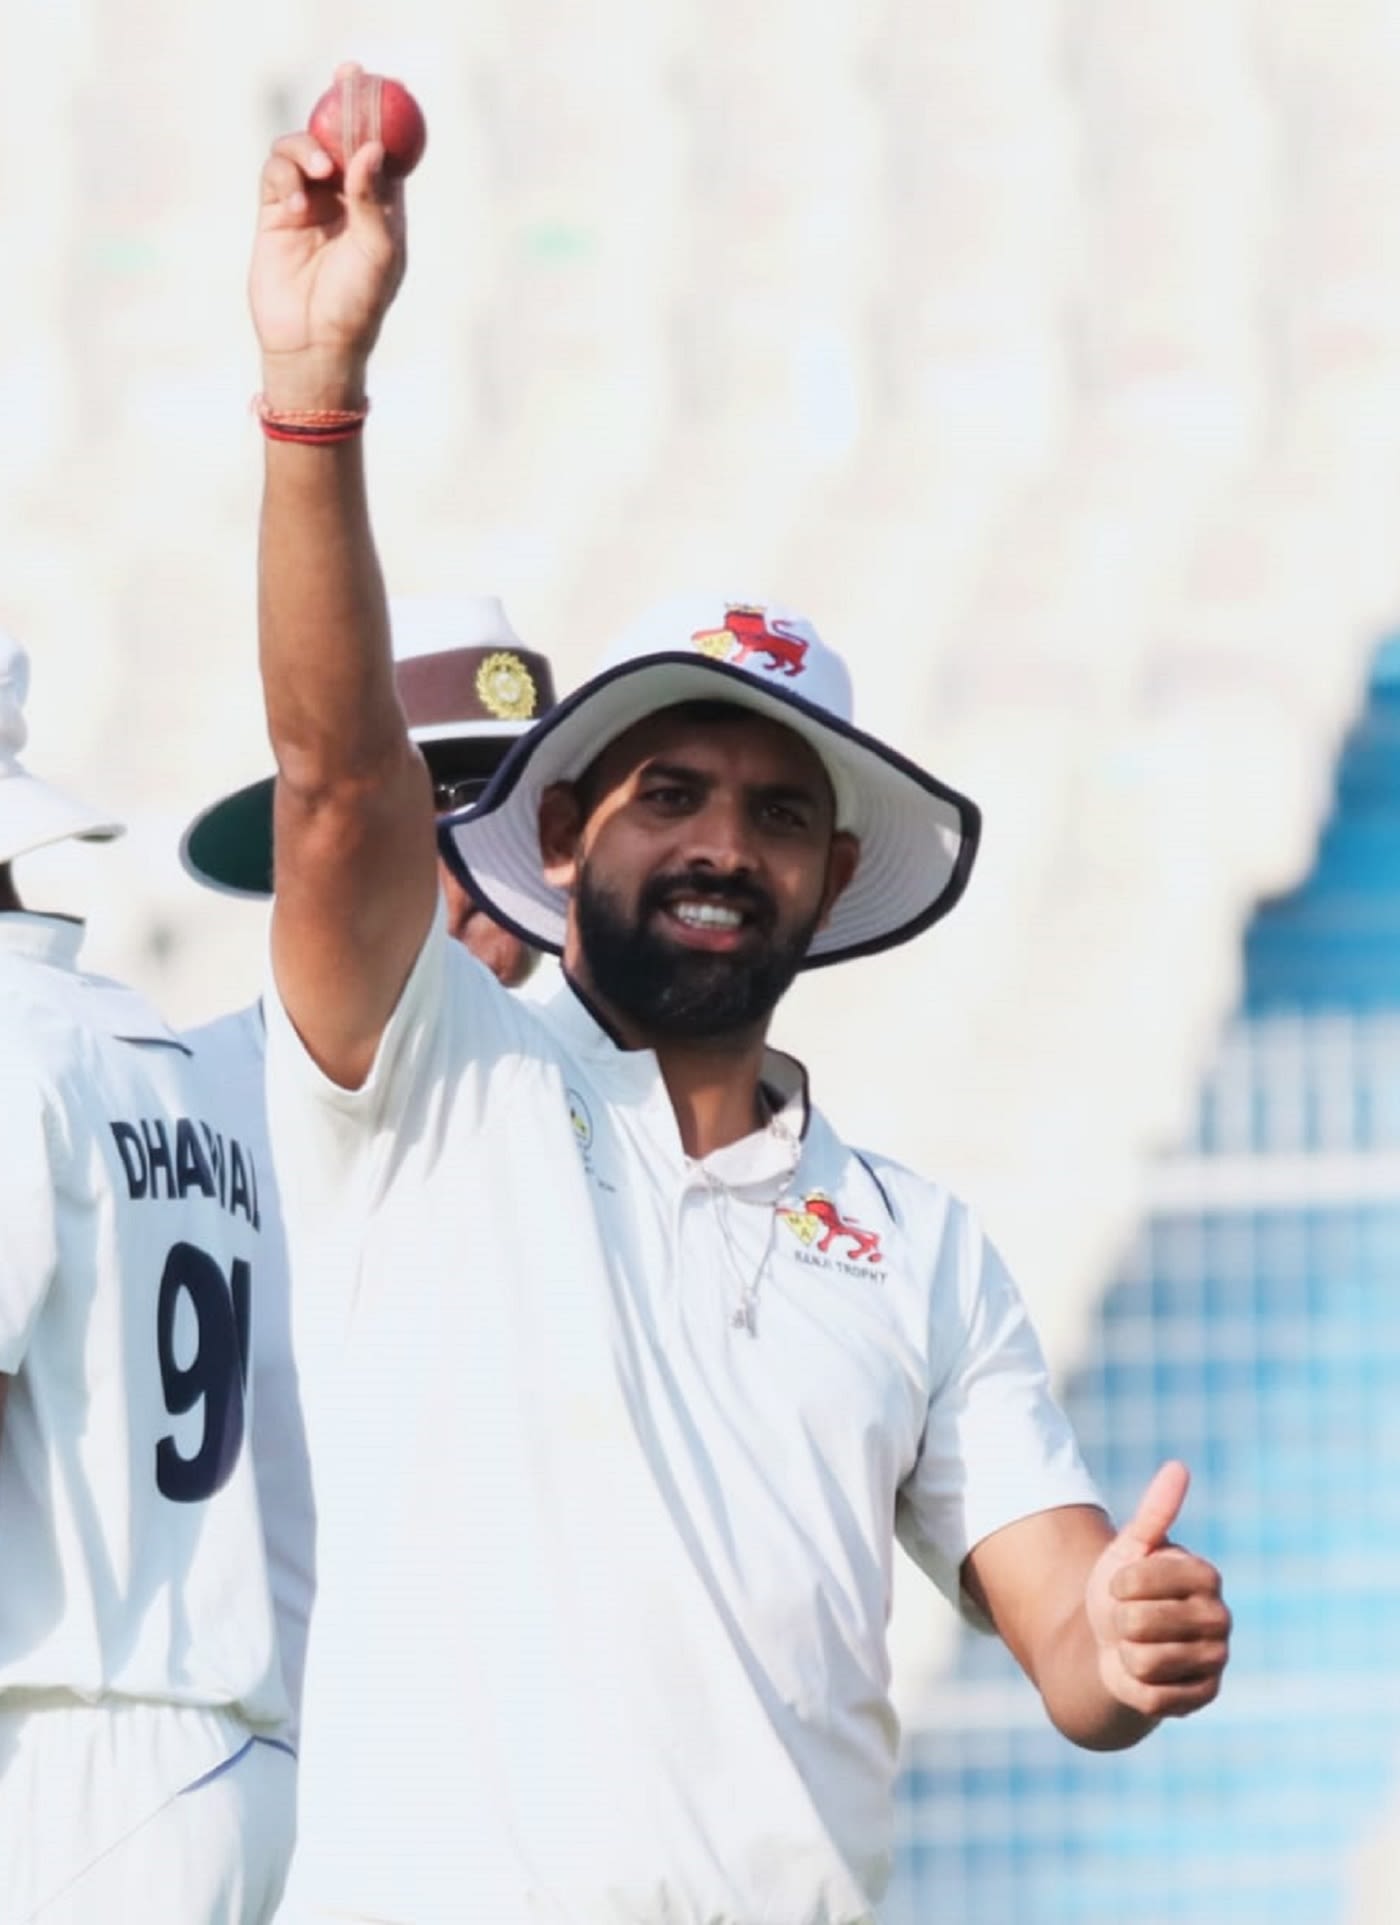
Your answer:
[109,1116,262,1230]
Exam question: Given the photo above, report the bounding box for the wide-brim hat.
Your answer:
[0,769,125,865]
[0,632,124,865]
[439,595,981,968]
[181,596,557,897]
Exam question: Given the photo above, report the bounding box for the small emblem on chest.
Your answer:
[778,1190,884,1270]
[564,1086,616,1193]
[566,1087,593,1152]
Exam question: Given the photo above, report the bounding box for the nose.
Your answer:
[680,793,758,876]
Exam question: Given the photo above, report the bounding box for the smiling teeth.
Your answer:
[673,901,743,929]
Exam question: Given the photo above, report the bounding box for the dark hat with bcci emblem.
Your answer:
[180,596,557,898]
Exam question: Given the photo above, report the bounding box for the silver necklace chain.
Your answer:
[699,1104,801,1339]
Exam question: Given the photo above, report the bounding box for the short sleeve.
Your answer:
[263,895,453,1182]
[0,1049,59,1372]
[262,894,534,1204]
[896,1212,1103,1614]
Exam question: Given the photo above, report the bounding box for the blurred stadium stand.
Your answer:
[885,638,1400,1922]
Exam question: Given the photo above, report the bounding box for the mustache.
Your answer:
[638,869,777,931]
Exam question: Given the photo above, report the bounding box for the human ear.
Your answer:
[538,782,585,890]
[816,832,860,929]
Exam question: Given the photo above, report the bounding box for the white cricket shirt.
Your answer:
[184,1002,315,1749]
[0,915,286,1732]
[268,905,1101,1925]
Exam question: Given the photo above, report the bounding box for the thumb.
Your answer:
[339,143,405,295]
[1117,1459,1190,1555]
[343,142,402,225]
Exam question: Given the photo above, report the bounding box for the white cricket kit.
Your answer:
[268,906,1101,1925]
[0,915,289,1918]
[184,1003,316,1749]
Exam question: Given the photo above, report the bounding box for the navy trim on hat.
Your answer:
[438,649,981,969]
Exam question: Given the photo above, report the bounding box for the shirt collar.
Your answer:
[536,974,813,1189]
[758,1047,811,1146]
[0,910,86,972]
[0,909,186,1050]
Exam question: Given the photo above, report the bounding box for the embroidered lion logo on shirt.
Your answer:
[778,1191,883,1265]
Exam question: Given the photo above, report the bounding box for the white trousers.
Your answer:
[0,1698,296,1924]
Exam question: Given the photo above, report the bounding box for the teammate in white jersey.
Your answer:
[179,599,557,1748]
[0,631,292,1922]
[249,106,1231,1923]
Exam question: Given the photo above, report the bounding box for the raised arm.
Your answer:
[250,85,437,1087]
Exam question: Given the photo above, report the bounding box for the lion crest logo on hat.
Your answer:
[475,651,538,722]
[691,605,810,680]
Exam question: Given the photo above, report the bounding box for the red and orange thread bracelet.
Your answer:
[252,394,371,445]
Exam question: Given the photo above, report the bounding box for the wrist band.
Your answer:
[252,394,370,444]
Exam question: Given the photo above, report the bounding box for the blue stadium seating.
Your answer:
[885,640,1400,1922]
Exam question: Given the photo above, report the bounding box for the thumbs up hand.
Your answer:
[1085,1462,1231,1720]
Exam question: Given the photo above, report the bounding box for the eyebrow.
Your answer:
[638,759,709,788]
[639,760,824,810]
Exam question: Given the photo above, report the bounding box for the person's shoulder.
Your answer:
[183,1001,266,1062]
[0,975,67,1093]
[5,952,186,1053]
[808,1109,972,1237]
[180,1003,270,1121]
[0,956,186,1138]
[0,953,95,1074]
[798,1119,993,1371]
[441,938,565,1058]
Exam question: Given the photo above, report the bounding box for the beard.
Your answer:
[575,862,820,1042]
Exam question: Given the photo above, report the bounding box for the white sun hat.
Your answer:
[439,595,981,969]
[0,631,124,865]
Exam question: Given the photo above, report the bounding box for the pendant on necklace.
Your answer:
[731,1300,758,1337]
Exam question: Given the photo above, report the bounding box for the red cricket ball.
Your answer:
[307,71,427,179]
